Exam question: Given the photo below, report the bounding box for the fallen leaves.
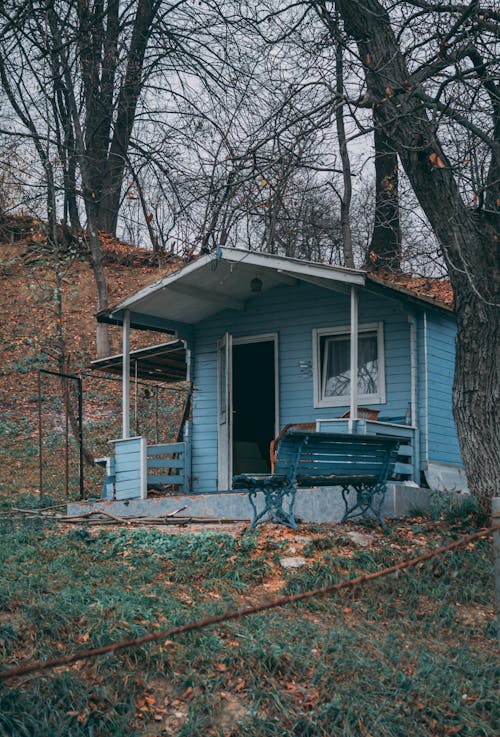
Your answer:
[282,680,321,710]
[368,272,454,307]
[135,692,162,720]
[232,677,246,692]
[429,152,446,169]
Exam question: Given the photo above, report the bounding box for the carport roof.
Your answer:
[90,339,186,383]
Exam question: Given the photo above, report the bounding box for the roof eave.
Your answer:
[105,248,366,324]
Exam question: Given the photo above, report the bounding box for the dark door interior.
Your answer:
[232,340,275,475]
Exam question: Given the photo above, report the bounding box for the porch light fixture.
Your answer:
[250,276,263,293]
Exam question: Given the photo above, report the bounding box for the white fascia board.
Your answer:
[279,271,351,294]
[110,248,365,317]
[221,248,365,286]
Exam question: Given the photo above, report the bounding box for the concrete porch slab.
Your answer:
[67,483,439,523]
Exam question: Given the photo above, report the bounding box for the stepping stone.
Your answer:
[344,531,375,547]
[280,556,307,569]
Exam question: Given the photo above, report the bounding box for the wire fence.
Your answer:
[37,369,83,499]
[0,366,188,500]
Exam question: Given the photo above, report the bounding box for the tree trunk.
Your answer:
[453,270,499,515]
[335,38,354,268]
[63,154,81,233]
[367,125,401,272]
[86,206,111,358]
[335,0,500,513]
[96,0,156,235]
[315,5,354,267]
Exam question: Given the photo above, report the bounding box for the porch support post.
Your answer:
[183,340,192,493]
[122,310,131,439]
[349,286,358,432]
[134,360,138,435]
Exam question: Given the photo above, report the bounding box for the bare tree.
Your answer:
[154,8,361,266]
[0,1,240,355]
[0,0,160,354]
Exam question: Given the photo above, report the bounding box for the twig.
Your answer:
[58,516,244,526]
[87,509,132,525]
[13,503,67,512]
[57,511,95,521]
[0,504,66,517]
[165,506,188,517]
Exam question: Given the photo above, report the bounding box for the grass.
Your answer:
[0,502,497,737]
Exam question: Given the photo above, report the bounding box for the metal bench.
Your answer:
[233,430,400,529]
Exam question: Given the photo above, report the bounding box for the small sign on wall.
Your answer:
[299,360,312,378]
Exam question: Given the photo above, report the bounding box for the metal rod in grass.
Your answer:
[0,526,495,683]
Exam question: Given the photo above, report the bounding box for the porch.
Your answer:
[97,416,417,505]
[71,480,432,524]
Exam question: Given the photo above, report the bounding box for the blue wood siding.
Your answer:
[191,282,412,491]
[426,312,462,466]
[416,313,428,471]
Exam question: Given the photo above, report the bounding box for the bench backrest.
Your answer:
[274,431,400,486]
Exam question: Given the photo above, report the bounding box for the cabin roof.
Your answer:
[100,248,365,326]
[92,250,454,383]
[98,248,454,329]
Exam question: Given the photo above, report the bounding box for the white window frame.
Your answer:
[312,322,386,408]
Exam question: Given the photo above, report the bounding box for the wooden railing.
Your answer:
[147,441,191,494]
[98,438,191,501]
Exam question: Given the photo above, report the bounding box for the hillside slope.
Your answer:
[0,237,186,499]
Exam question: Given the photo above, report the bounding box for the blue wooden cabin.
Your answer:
[93,248,466,504]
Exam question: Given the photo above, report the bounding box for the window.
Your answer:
[313,323,385,407]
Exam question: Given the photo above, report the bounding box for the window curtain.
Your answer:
[323,333,378,398]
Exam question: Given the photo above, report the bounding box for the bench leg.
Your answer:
[248,489,271,529]
[248,486,297,530]
[341,482,387,526]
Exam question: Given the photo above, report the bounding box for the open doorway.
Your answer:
[232,337,277,476]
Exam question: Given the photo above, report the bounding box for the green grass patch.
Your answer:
[0,512,497,736]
